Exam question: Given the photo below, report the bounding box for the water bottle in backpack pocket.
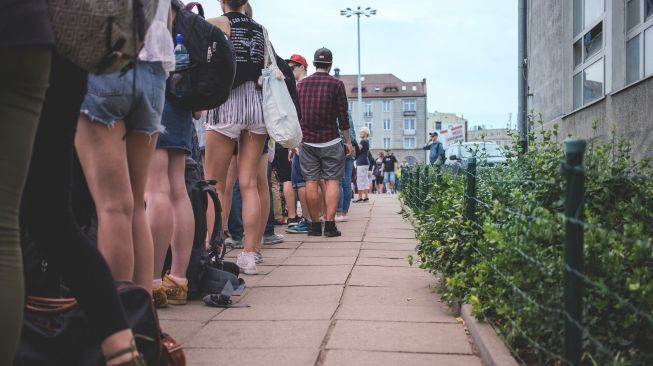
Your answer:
[169,34,194,98]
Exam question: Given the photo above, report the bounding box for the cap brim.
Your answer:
[313,60,333,64]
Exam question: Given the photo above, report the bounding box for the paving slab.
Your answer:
[158,320,204,344]
[348,266,434,288]
[359,249,416,259]
[261,241,303,249]
[257,265,352,287]
[258,248,295,258]
[361,242,417,251]
[304,235,363,242]
[157,301,225,321]
[186,320,330,349]
[322,350,482,366]
[362,237,419,244]
[292,248,360,257]
[283,256,357,266]
[185,348,320,366]
[355,257,416,267]
[241,285,343,304]
[326,320,473,354]
[335,304,455,323]
[340,286,442,307]
[300,242,362,249]
[214,302,339,321]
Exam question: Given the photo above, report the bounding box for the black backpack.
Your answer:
[167,1,236,111]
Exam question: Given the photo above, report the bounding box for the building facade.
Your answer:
[527,0,653,160]
[336,72,427,165]
[467,128,516,150]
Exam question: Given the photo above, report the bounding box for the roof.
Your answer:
[336,73,427,99]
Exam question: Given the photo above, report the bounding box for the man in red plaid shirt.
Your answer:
[297,47,354,237]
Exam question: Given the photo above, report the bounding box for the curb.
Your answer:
[461,304,519,366]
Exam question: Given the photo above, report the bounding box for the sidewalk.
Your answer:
[158,195,482,366]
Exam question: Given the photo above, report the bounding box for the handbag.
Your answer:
[14,283,182,366]
[261,27,303,149]
[47,0,156,74]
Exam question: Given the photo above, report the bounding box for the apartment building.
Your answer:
[527,0,653,159]
[335,71,427,165]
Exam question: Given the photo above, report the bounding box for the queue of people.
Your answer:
[0,0,376,363]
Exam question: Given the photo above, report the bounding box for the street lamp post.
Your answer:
[340,6,376,131]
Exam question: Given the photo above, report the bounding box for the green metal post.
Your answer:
[563,139,586,366]
[464,158,477,222]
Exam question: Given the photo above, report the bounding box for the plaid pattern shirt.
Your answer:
[297,72,350,144]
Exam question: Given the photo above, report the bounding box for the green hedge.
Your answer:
[402,118,653,365]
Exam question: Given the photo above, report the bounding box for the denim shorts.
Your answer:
[291,153,305,188]
[81,61,166,134]
[383,171,396,184]
[157,100,193,153]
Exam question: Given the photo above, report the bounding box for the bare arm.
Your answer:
[207,16,231,36]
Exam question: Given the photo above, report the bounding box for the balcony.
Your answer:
[403,110,417,117]
[364,112,373,118]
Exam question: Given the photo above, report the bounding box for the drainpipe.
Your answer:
[518,0,528,154]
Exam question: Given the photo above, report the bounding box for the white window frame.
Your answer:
[383,119,392,131]
[403,137,416,149]
[403,99,416,112]
[382,100,392,113]
[403,118,416,135]
[383,138,391,149]
[625,0,653,84]
[364,121,373,134]
[572,0,606,110]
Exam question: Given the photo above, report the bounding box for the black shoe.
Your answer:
[308,221,323,236]
[324,227,342,237]
[353,198,363,203]
[363,198,369,202]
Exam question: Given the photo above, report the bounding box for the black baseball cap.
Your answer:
[313,47,333,64]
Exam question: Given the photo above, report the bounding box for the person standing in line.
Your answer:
[381,149,399,194]
[285,54,312,234]
[423,131,446,165]
[297,47,353,237]
[75,0,173,292]
[205,0,268,275]
[336,125,356,222]
[353,127,371,202]
[373,152,384,194]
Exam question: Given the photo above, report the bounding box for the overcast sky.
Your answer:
[201,0,517,129]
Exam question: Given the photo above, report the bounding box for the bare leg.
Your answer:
[221,155,238,235]
[204,131,236,244]
[254,154,269,253]
[75,117,134,282]
[305,180,321,222]
[237,132,267,253]
[168,150,194,279]
[126,132,157,291]
[324,179,340,221]
[145,149,173,281]
[297,187,308,218]
[283,181,296,218]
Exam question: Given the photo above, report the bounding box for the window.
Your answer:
[364,102,372,117]
[403,119,416,135]
[383,119,391,131]
[435,121,442,131]
[403,99,416,112]
[411,86,417,91]
[348,102,353,114]
[625,0,653,84]
[383,138,391,149]
[573,0,605,108]
[403,137,416,149]
[401,86,407,91]
[364,121,373,134]
[382,100,391,112]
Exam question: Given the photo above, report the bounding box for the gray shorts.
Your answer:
[299,142,345,181]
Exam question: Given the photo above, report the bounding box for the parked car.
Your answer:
[444,141,508,168]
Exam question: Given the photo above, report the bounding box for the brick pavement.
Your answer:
[158,195,482,366]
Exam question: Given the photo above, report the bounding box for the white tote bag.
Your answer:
[261,28,302,148]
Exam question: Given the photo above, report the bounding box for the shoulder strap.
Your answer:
[184,2,205,18]
[261,26,277,69]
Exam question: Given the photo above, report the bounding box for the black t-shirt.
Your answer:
[224,12,265,88]
[2,0,54,48]
[382,155,398,172]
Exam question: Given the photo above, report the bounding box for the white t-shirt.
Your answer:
[139,0,175,73]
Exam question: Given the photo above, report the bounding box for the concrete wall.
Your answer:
[528,0,653,160]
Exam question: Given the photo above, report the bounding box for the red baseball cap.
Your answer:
[285,54,308,68]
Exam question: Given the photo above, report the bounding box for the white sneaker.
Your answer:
[236,252,258,275]
[335,215,348,222]
[254,251,263,264]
